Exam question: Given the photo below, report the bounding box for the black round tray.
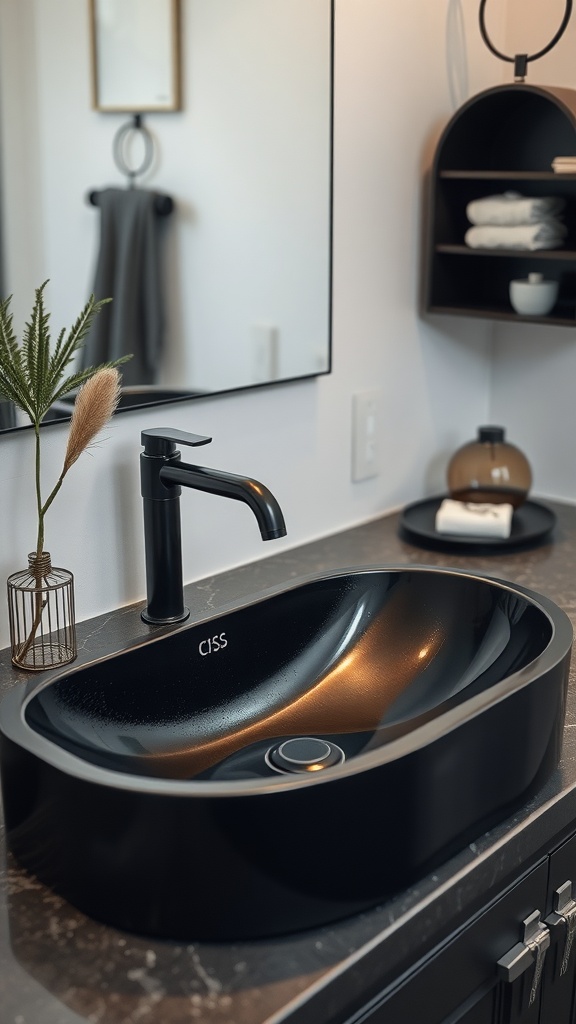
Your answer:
[399,496,556,553]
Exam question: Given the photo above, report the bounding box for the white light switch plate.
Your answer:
[252,324,279,383]
[352,390,380,481]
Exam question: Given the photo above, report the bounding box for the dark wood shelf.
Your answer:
[436,244,576,260]
[424,85,576,326]
[427,304,576,327]
[440,170,576,181]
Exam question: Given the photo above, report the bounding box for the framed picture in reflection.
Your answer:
[90,0,181,112]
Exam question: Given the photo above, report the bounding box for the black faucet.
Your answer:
[140,428,287,624]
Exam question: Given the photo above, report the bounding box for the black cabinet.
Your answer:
[423,84,576,327]
[342,831,576,1024]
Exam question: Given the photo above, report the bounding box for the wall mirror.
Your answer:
[0,0,333,434]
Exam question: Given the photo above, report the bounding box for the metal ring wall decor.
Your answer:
[479,0,573,80]
[112,114,154,185]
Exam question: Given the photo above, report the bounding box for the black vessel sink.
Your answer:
[0,566,572,941]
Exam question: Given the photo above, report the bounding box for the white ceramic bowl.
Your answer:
[509,273,559,316]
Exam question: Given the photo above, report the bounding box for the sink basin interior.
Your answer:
[26,569,554,781]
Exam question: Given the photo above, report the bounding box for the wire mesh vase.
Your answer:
[7,552,77,671]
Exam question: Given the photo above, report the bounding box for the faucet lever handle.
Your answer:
[141,427,212,457]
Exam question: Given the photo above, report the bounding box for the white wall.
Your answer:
[489,1,576,501]
[0,0,501,649]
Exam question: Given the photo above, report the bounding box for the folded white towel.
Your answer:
[435,499,513,538]
[465,221,567,251]
[466,191,566,226]
[552,157,576,174]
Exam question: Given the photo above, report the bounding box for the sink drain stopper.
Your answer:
[266,737,345,774]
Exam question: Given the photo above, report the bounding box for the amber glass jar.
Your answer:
[447,426,532,509]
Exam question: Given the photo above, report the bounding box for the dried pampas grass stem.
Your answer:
[62,367,121,475]
[38,367,122,534]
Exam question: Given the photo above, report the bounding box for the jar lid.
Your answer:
[478,425,505,443]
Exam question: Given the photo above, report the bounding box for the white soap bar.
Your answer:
[435,499,513,538]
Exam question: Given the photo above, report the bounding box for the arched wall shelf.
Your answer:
[423,84,576,327]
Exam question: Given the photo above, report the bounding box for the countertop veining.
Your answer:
[0,500,575,1024]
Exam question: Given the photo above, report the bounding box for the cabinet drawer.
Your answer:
[348,861,548,1024]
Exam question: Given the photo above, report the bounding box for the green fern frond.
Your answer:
[49,326,69,379]
[0,364,37,420]
[0,295,24,376]
[23,281,53,421]
[0,295,36,419]
[0,294,16,349]
[23,284,42,396]
[0,369,35,420]
[47,295,112,395]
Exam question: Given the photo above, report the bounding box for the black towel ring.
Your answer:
[479,0,573,81]
[87,113,174,215]
[113,114,154,185]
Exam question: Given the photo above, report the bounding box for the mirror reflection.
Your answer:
[0,0,333,433]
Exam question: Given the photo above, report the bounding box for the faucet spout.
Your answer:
[140,428,286,626]
[160,462,287,540]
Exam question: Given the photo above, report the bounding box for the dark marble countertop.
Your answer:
[1,500,575,1024]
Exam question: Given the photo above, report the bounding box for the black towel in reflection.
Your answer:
[82,188,166,385]
[0,399,16,430]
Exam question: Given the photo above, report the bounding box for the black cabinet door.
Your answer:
[540,833,576,1023]
[348,861,548,1024]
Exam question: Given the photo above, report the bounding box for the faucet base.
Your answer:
[141,607,190,626]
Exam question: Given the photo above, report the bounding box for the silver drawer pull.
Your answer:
[546,881,576,975]
[497,910,550,1005]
